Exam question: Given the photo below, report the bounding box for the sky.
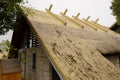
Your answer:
[0,0,116,42]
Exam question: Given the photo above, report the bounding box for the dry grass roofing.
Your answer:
[22,7,120,80]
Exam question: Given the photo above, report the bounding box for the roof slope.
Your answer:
[23,9,120,80]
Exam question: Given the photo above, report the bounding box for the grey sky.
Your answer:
[0,30,13,42]
[0,0,116,42]
[27,0,115,27]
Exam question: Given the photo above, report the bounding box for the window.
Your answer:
[29,39,32,48]
[32,53,36,70]
[119,55,120,68]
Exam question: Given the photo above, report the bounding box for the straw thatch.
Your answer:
[0,59,22,74]
[22,9,120,80]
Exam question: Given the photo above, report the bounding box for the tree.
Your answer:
[0,40,11,58]
[110,0,120,25]
[0,0,25,35]
[0,40,18,58]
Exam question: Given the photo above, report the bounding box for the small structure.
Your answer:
[0,59,22,80]
[11,6,120,80]
[104,22,120,68]
[110,22,120,33]
[103,53,120,68]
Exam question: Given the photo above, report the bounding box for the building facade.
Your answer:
[11,8,120,80]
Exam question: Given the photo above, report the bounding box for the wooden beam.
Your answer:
[45,5,67,25]
[63,9,68,15]
[83,16,91,21]
[72,13,80,19]
[48,4,53,12]
[94,18,99,23]
[60,10,84,29]
[91,21,118,33]
[72,16,97,31]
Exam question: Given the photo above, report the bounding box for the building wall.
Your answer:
[19,47,52,80]
[0,59,22,80]
[115,28,120,33]
[104,54,120,68]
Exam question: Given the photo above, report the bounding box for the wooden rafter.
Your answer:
[60,9,84,29]
[72,15,97,31]
[45,4,67,25]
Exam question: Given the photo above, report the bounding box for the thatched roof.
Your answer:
[0,59,22,74]
[19,8,120,80]
[24,8,120,55]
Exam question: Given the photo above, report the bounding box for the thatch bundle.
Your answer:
[27,21,120,80]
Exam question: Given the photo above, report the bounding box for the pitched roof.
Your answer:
[23,8,120,55]
[0,59,22,74]
[17,8,120,80]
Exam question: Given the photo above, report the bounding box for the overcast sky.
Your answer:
[26,0,116,26]
[0,0,116,42]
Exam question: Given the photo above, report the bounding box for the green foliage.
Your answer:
[0,0,24,35]
[8,44,18,58]
[0,40,18,58]
[0,40,10,51]
[0,49,2,52]
[110,0,120,25]
[0,40,10,58]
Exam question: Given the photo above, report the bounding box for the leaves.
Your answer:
[110,0,120,25]
[0,40,10,51]
[0,40,18,58]
[0,0,23,35]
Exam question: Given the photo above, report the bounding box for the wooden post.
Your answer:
[72,13,80,19]
[73,16,97,31]
[48,4,53,12]
[94,18,99,23]
[60,10,84,29]
[60,9,68,16]
[85,16,90,21]
[45,4,67,25]
[63,9,68,15]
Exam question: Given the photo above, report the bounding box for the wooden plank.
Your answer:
[2,72,22,80]
[0,61,2,80]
